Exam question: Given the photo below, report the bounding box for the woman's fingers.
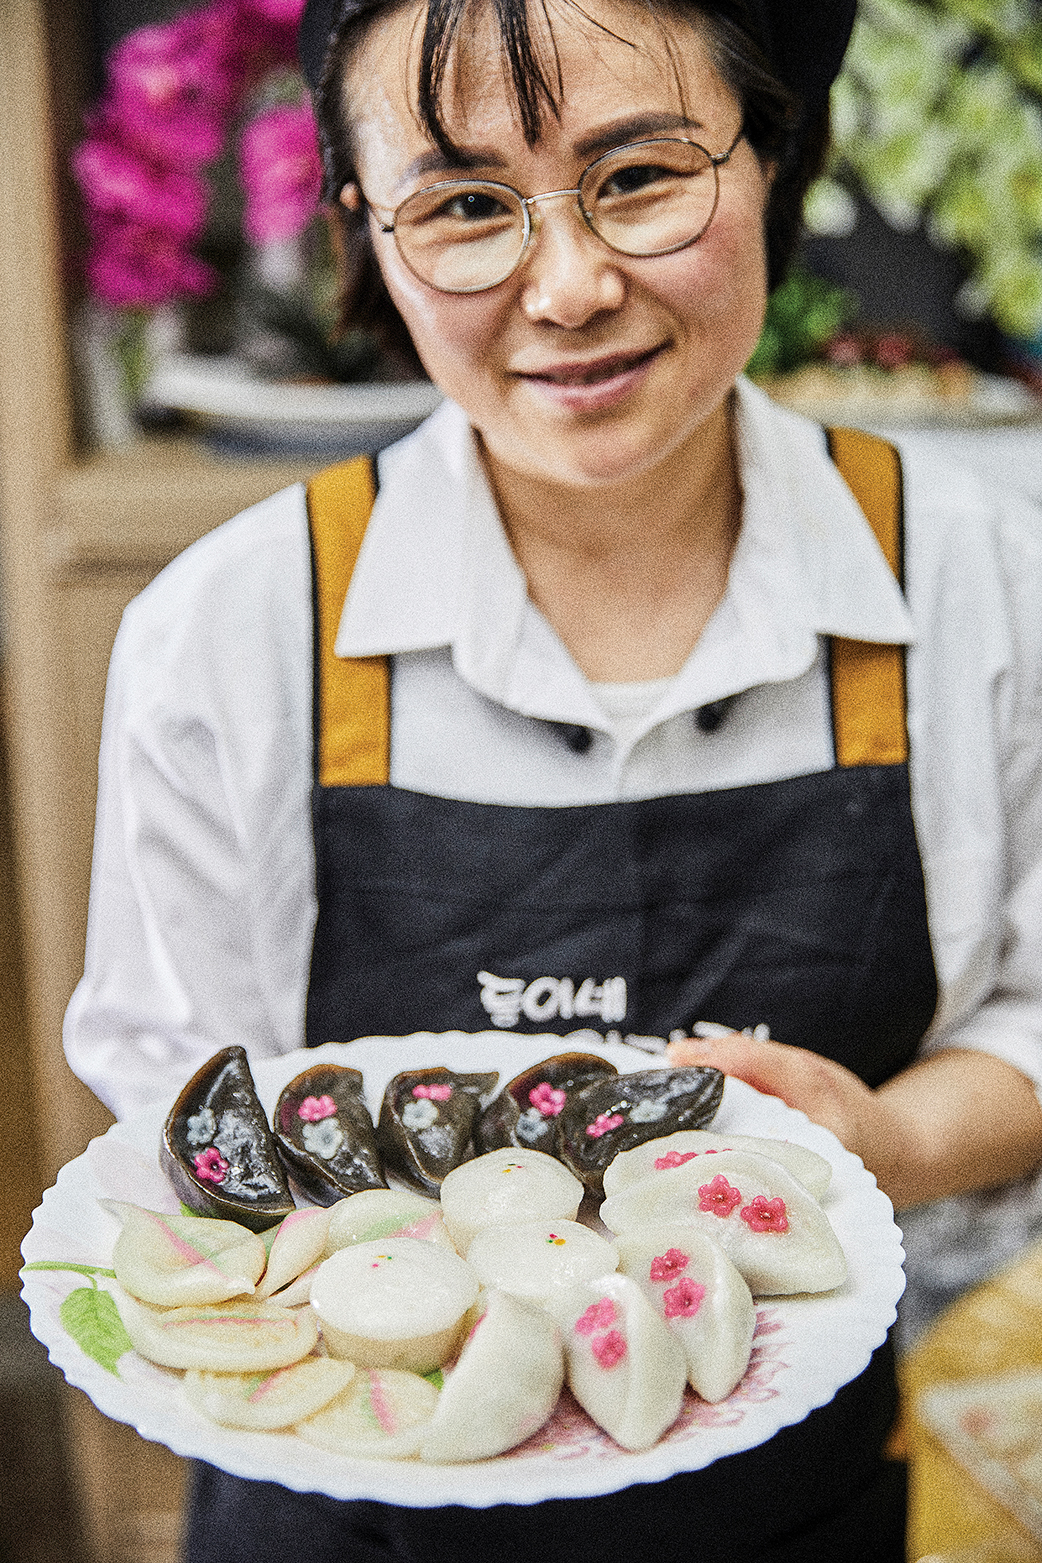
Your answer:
[665,1034,891,1174]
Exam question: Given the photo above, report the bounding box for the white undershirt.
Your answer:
[590,677,676,748]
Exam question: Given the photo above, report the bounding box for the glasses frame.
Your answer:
[358,128,745,294]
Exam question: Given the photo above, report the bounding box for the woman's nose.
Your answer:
[519,198,627,326]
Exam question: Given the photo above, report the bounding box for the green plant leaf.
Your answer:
[423,1368,445,1390]
[59,1286,133,1376]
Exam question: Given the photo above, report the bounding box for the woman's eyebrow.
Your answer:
[398,146,509,185]
[396,111,708,188]
[573,113,706,160]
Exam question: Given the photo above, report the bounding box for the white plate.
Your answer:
[142,352,444,457]
[21,1032,904,1507]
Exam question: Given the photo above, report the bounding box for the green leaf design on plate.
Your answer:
[423,1368,444,1390]
[22,1261,116,1280]
[59,1286,133,1376]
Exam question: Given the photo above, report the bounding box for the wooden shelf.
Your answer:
[50,438,318,576]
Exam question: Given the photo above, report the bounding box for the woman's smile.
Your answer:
[511,344,667,410]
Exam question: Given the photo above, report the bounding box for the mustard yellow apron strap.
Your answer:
[307,455,389,787]
[826,427,909,768]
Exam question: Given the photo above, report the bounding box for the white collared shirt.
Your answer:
[64,380,1042,1310]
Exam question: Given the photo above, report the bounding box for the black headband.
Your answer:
[299,0,857,118]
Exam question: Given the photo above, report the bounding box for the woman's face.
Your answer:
[343,0,772,492]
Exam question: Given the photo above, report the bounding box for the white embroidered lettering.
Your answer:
[477,971,525,1028]
[521,977,562,1022]
[478,972,628,1027]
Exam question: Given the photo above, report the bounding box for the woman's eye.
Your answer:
[441,189,510,223]
[599,163,673,199]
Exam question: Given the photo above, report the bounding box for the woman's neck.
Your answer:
[480,399,742,682]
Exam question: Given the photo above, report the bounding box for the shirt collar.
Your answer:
[335,380,914,724]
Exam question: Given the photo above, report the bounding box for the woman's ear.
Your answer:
[340,182,363,212]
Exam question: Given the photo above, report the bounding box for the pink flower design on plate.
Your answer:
[529,1081,567,1117]
[586,1112,624,1139]
[193,1147,229,1184]
[412,1083,452,1100]
[574,1298,618,1336]
[699,1174,742,1218]
[655,1150,698,1170]
[298,1094,336,1122]
[649,1247,690,1283]
[591,1330,627,1369]
[663,1277,706,1318]
[740,1195,789,1233]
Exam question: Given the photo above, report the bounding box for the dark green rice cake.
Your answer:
[274,1063,387,1204]
[475,1052,618,1156]
[161,1046,295,1231]
[377,1067,498,1194]
[558,1066,725,1193]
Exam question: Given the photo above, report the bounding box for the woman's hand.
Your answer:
[667,1035,1042,1210]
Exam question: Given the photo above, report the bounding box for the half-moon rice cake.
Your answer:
[420,1289,564,1462]
[599,1150,847,1296]
[615,1224,755,1402]
[548,1273,687,1452]
[601,1130,832,1201]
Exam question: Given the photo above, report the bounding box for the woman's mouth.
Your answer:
[514,345,664,410]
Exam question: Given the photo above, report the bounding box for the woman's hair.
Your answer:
[315,0,828,370]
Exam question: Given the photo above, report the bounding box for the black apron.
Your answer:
[186,427,934,1563]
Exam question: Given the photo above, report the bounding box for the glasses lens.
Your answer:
[580,140,718,256]
[393,181,527,292]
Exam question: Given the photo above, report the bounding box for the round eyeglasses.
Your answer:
[358,129,744,294]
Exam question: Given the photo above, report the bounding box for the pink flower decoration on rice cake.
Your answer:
[649,1248,690,1283]
[663,1278,706,1318]
[529,1081,567,1117]
[297,1095,336,1122]
[740,1195,789,1233]
[699,1174,742,1217]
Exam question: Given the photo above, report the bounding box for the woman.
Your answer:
[65,0,1042,1557]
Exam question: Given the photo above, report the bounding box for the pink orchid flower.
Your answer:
[73,136,209,240]
[86,222,215,309]
[106,23,228,162]
[239,101,322,244]
[247,0,307,19]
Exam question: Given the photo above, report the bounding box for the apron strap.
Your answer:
[826,427,909,768]
[307,455,389,787]
[306,428,908,785]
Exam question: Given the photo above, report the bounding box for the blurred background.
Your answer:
[0,1,1040,1559]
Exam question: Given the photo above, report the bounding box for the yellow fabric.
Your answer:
[306,426,906,786]
[307,455,389,787]
[828,427,909,768]
[900,1240,1042,1560]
